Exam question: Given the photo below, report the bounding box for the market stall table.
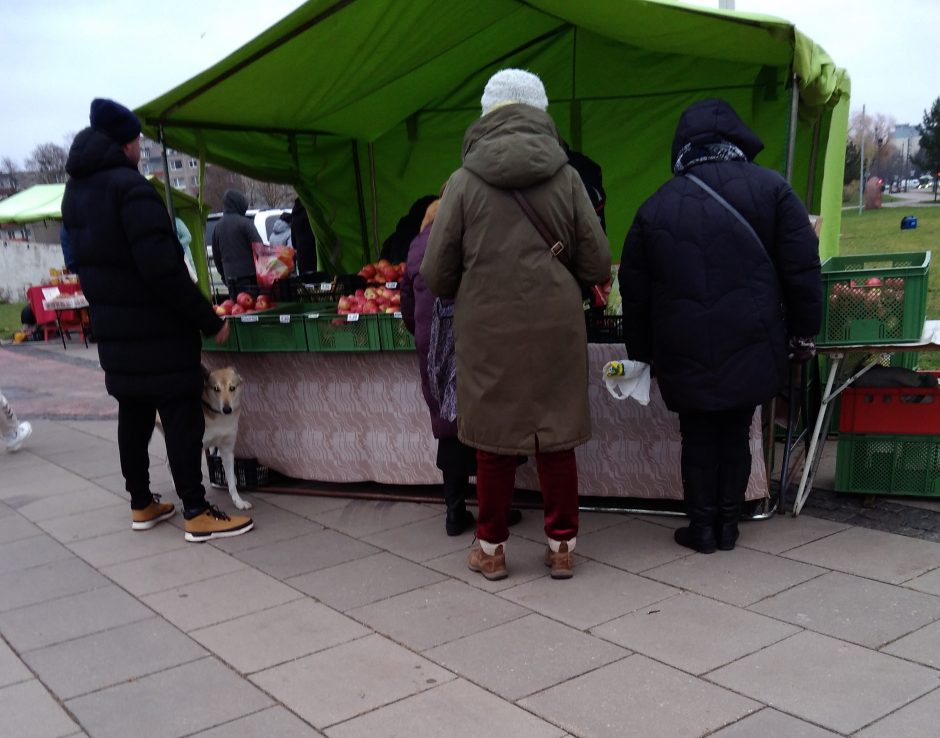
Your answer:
[791,320,940,516]
[202,344,768,507]
[28,284,89,350]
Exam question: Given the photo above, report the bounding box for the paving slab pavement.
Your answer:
[3,344,940,736]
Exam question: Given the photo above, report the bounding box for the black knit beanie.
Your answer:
[89,98,141,144]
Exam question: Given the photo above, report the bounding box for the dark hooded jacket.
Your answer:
[618,98,822,414]
[421,104,611,455]
[61,127,223,399]
[211,189,263,281]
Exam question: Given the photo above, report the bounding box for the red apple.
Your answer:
[363,287,378,300]
[362,300,378,314]
[220,299,235,312]
[865,277,883,287]
[214,305,228,316]
[236,292,255,309]
[385,307,397,314]
[337,296,352,311]
[359,264,377,280]
[230,304,246,315]
[255,295,271,311]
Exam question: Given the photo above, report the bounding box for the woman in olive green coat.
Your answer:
[421,69,610,580]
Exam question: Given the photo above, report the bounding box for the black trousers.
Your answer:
[227,276,259,298]
[678,406,754,470]
[118,394,207,511]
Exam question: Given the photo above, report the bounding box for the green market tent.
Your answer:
[136,0,850,276]
[147,176,213,298]
[0,184,66,223]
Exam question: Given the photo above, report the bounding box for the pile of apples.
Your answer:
[214,292,274,317]
[336,259,407,315]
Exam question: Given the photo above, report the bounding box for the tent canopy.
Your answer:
[137,0,850,274]
[0,184,66,224]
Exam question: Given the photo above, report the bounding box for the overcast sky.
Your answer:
[1,0,937,165]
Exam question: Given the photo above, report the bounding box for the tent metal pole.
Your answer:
[367,143,379,259]
[784,73,799,183]
[158,125,177,224]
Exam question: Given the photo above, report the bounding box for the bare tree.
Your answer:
[201,166,247,211]
[0,156,20,194]
[26,142,68,184]
[848,110,897,180]
[253,180,295,209]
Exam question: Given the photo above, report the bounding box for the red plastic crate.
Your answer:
[838,372,940,435]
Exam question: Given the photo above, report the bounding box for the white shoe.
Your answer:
[5,422,32,452]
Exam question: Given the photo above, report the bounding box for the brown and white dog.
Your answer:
[201,365,252,510]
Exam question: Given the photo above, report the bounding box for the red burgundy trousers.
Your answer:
[475,448,579,544]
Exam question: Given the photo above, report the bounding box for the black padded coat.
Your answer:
[618,99,822,414]
[62,127,223,400]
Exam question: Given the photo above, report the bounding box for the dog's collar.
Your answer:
[202,400,225,415]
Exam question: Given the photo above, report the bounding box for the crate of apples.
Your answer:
[214,292,274,317]
[357,259,406,285]
[337,285,401,315]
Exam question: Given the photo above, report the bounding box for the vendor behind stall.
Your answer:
[212,188,263,296]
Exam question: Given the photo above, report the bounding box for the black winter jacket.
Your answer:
[619,99,822,414]
[211,190,262,281]
[62,127,223,400]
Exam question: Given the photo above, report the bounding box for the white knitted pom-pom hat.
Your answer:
[480,68,549,116]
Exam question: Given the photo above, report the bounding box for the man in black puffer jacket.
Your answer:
[62,98,252,542]
[619,98,821,554]
[212,189,263,297]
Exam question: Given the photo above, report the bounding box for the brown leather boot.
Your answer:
[544,541,574,579]
[468,543,508,580]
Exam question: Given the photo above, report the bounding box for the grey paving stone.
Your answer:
[313,498,439,538]
[35,502,129,543]
[425,613,628,700]
[0,583,153,651]
[751,570,940,648]
[0,636,31,688]
[735,513,850,554]
[0,514,43,544]
[191,706,323,737]
[882,620,940,668]
[190,598,369,674]
[255,491,350,518]
[250,633,455,729]
[593,592,799,675]
[361,513,477,563]
[66,523,186,568]
[784,526,940,584]
[499,560,678,630]
[708,630,940,734]
[520,654,758,738]
[15,485,123,523]
[141,567,303,632]
[0,534,72,575]
[643,546,825,607]
[286,551,447,611]
[101,543,247,596]
[0,679,80,738]
[856,687,940,737]
[710,708,841,737]
[23,617,206,699]
[207,499,324,553]
[0,557,108,612]
[233,529,379,579]
[576,518,692,572]
[424,536,549,593]
[903,565,940,596]
[0,465,99,501]
[348,579,528,651]
[325,678,565,738]
[66,657,273,738]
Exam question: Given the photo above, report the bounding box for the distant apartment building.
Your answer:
[139,136,201,197]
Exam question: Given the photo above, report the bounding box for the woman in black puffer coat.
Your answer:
[619,98,822,553]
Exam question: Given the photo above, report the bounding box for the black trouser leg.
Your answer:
[118,399,157,510]
[716,407,756,550]
[157,395,208,513]
[677,412,721,553]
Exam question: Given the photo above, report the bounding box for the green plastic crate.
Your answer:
[202,317,239,352]
[377,314,416,351]
[818,251,930,346]
[234,302,309,352]
[305,312,381,352]
[835,432,940,497]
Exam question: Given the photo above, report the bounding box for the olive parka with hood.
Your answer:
[618,98,822,414]
[421,104,611,456]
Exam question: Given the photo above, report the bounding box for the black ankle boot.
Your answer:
[443,471,475,536]
[716,456,750,551]
[677,461,719,554]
